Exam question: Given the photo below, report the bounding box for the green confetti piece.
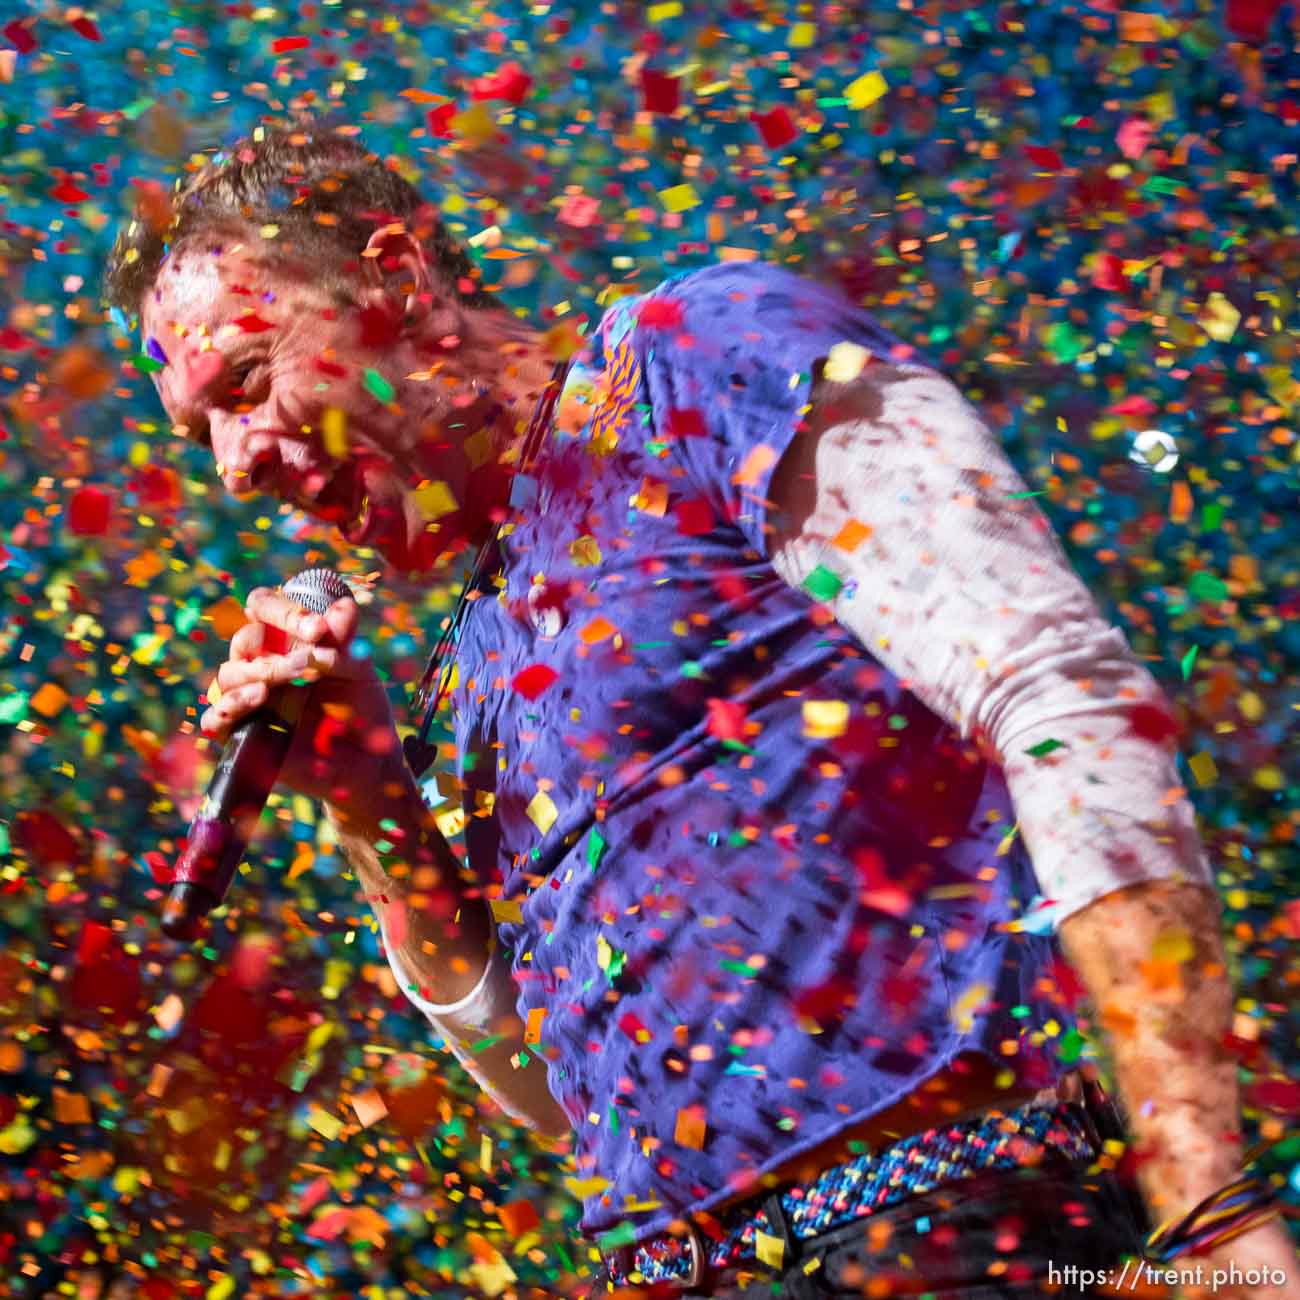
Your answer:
[605,947,626,982]
[122,97,155,120]
[0,822,7,854]
[1188,571,1228,603]
[1024,738,1066,757]
[362,368,395,402]
[597,1221,638,1252]
[802,564,844,602]
[1180,645,1199,679]
[719,958,759,976]
[131,352,165,374]
[468,1033,505,1053]
[1008,489,1047,498]
[1200,503,1223,531]
[0,692,29,725]
[1057,1026,1085,1064]
[587,827,607,871]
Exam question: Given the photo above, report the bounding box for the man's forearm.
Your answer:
[1057,878,1242,1227]
[326,763,570,1137]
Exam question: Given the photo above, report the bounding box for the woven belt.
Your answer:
[599,1098,1099,1292]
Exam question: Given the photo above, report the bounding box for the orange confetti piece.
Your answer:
[674,1104,707,1150]
[524,1006,546,1045]
[1169,480,1192,523]
[350,1088,389,1129]
[579,617,617,645]
[731,444,778,488]
[29,682,69,717]
[831,519,873,552]
[53,1088,92,1125]
[498,1199,541,1237]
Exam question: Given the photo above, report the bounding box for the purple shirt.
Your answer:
[448,262,1076,1247]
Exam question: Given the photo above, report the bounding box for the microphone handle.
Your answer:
[161,683,310,939]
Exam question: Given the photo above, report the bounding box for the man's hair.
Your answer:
[101,121,499,321]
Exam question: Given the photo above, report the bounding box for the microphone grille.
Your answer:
[281,568,354,615]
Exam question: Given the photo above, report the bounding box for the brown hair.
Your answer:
[101,121,499,321]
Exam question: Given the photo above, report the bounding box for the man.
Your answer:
[105,125,1297,1298]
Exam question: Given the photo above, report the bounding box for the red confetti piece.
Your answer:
[270,35,311,52]
[69,16,101,40]
[618,1011,652,1042]
[67,485,114,535]
[752,107,799,149]
[235,314,276,333]
[1128,701,1182,744]
[50,179,90,204]
[511,663,558,700]
[705,697,747,743]
[674,497,714,536]
[470,60,533,105]
[667,407,707,438]
[641,68,680,114]
[426,102,458,138]
[1224,0,1284,40]
[1024,145,1064,171]
[638,298,684,329]
[3,20,36,54]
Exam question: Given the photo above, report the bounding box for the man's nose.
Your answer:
[211,423,282,497]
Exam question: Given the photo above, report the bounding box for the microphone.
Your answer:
[161,567,353,941]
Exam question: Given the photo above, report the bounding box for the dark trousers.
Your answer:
[590,1158,1149,1298]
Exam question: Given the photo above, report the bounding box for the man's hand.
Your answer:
[201,586,405,826]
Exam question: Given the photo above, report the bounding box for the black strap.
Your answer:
[761,1191,801,1268]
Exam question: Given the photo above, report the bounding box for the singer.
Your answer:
[102,125,1298,1299]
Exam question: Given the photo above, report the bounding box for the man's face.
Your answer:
[140,236,450,571]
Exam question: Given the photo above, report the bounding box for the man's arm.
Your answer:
[761,361,1258,1233]
[327,757,571,1139]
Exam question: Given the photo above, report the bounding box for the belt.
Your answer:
[598,1097,1100,1293]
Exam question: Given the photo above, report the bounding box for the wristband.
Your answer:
[1145,1173,1280,1264]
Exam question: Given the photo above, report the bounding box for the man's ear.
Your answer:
[357,225,458,339]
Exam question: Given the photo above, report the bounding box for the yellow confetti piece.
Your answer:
[569,535,603,566]
[951,982,990,1033]
[1188,752,1218,786]
[579,616,617,645]
[524,1007,546,1045]
[413,480,458,520]
[526,790,558,833]
[322,407,347,457]
[1151,927,1194,964]
[565,1175,611,1199]
[206,1277,236,1300]
[1199,292,1240,343]
[490,897,524,924]
[29,682,68,717]
[1254,765,1284,791]
[844,70,889,109]
[802,700,849,739]
[647,0,683,20]
[789,20,816,47]
[451,101,496,144]
[659,183,701,213]
[755,1230,785,1268]
[822,340,873,384]
[306,1105,343,1140]
[350,1088,388,1128]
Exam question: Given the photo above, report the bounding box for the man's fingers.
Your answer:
[244,587,328,645]
[216,649,335,692]
[230,620,266,661]
[322,595,359,648]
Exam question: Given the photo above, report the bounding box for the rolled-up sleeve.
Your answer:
[767,362,1218,928]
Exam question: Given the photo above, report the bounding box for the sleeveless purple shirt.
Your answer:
[447,262,1077,1247]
